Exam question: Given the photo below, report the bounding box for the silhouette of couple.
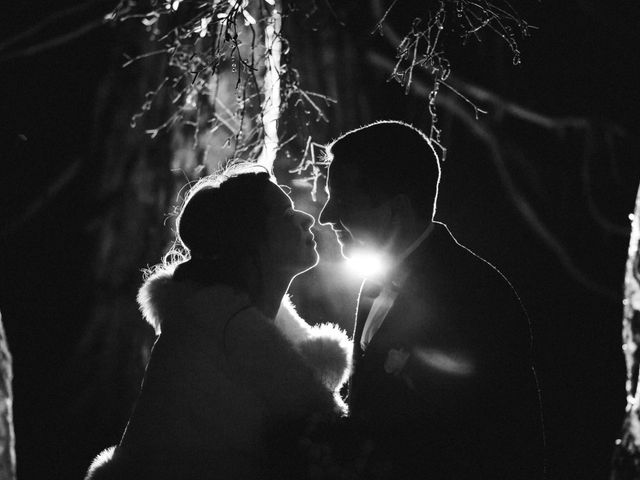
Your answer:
[86,121,544,479]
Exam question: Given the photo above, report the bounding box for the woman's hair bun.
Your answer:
[176,164,272,259]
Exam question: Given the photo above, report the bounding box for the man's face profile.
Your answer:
[319,161,393,259]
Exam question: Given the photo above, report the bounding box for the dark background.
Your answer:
[1,1,639,478]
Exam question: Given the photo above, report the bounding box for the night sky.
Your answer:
[1,1,640,479]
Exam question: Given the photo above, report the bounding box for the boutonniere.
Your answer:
[384,348,410,376]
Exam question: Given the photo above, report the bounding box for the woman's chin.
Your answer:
[291,248,319,277]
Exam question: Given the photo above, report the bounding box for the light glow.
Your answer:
[346,249,389,279]
[414,348,475,376]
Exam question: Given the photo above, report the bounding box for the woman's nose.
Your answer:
[298,211,314,230]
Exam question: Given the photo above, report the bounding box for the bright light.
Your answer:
[346,249,389,279]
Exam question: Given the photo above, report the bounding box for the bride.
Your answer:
[85,164,351,479]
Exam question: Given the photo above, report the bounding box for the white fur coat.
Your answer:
[85,265,351,480]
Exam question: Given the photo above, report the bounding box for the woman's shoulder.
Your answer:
[137,262,252,335]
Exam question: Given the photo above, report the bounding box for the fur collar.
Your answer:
[85,264,353,479]
[136,263,352,395]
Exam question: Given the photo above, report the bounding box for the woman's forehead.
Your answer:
[264,181,293,207]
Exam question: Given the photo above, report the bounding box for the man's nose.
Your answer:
[318,201,334,226]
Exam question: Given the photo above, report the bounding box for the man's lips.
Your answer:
[333,229,351,240]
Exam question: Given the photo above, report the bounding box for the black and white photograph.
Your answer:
[1,1,639,479]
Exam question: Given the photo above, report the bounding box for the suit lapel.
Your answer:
[347,226,442,408]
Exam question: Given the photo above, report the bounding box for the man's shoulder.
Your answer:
[405,223,528,340]
[413,223,515,294]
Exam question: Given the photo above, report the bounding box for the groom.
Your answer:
[320,121,544,479]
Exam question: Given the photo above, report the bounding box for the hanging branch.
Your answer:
[371,0,533,155]
[107,0,533,191]
[285,0,533,191]
[110,0,334,175]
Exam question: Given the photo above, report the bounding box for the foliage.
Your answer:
[109,0,532,175]
[108,0,327,173]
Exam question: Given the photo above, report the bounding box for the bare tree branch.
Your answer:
[0,18,107,63]
[0,0,111,53]
[448,78,626,134]
[0,159,83,241]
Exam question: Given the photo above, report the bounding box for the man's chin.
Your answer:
[336,233,368,259]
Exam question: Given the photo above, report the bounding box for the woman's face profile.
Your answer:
[261,182,318,276]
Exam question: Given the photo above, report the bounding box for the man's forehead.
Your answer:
[326,162,363,192]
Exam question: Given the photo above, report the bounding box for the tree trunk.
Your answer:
[612,181,640,479]
[0,312,15,480]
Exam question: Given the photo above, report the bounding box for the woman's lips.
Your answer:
[305,233,316,245]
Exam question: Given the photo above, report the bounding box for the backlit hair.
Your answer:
[171,163,274,288]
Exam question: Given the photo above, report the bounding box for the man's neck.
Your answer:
[387,218,433,264]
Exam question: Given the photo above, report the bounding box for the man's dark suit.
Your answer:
[348,222,544,479]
